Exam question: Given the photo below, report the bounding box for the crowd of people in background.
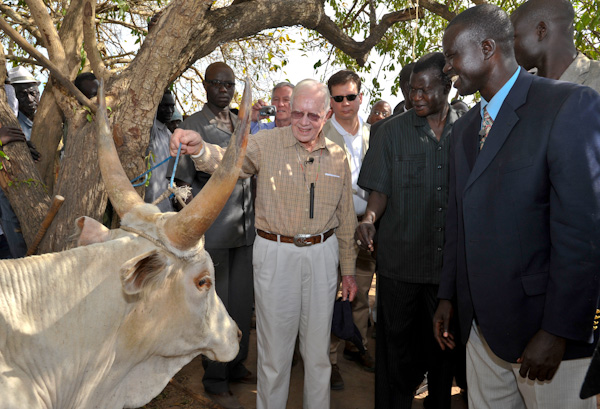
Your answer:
[1,1,600,409]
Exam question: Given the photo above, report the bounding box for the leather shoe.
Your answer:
[207,391,244,409]
[330,364,345,390]
[343,348,375,372]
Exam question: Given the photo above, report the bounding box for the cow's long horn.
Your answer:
[163,78,251,250]
[96,80,145,218]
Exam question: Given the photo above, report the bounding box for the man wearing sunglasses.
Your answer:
[171,79,358,409]
[168,62,255,409]
[321,70,376,390]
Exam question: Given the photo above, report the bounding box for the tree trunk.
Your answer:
[31,82,64,194]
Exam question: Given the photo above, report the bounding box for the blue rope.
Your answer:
[170,143,183,189]
[130,155,171,187]
[130,143,183,190]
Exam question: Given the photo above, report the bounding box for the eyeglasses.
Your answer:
[372,110,390,117]
[204,79,235,89]
[291,111,322,122]
[331,94,358,103]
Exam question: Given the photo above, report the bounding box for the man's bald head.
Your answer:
[205,62,234,79]
[511,0,577,77]
[446,3,515,57]
[512,0,574,35]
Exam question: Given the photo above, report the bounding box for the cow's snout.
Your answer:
[237,329,242,342]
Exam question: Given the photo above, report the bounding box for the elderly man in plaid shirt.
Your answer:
[171,78,358,409]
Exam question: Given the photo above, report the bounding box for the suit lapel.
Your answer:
[464,69,532,192]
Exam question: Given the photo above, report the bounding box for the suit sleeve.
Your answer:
[542,86,600,342]
[437,126,458,300]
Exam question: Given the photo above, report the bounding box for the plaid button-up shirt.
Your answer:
[193,125,358,276]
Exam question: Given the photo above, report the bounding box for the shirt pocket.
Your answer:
[395,154,426,188]
[319,171,345,215]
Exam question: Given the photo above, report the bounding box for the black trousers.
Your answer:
[375,276,454,409]
[202,245,254,394]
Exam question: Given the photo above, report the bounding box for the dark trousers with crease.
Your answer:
[375,276,454,409]
[202,245,254,394]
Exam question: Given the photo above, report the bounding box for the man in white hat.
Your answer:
[0,66,40,258]
[8,66,40,141]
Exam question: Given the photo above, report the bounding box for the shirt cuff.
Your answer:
[191,144,205,158]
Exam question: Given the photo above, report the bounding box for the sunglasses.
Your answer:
[291,111,322,122]
[331,94,358,103]
[204,79,235,89]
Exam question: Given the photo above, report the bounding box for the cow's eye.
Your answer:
[195,276,211,290]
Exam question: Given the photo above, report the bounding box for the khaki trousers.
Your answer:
[467,323,595,409]
[254,234,339,409]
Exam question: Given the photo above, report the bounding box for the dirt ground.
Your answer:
[139,325,470,409]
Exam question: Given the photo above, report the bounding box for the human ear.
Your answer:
[536,21,547,41]
[481,38,496,60]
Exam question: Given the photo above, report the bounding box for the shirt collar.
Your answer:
[154,118,169,131]
[330,114,363,138]
[411,104,460,128]
[282,126,329,152]
[18,111,33,127]
[480,67,521,121]
[200,104,238,126]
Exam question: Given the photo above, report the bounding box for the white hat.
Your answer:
[7,66,40,85]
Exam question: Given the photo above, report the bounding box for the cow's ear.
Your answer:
[76,216,111,246]
[120,250,168,295]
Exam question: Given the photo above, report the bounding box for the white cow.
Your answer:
[0,80,251,409]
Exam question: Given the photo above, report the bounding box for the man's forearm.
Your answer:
[362,191,387,224]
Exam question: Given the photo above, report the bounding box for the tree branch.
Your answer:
[419,0,458,21]
[102,18,148,35]
[197,1,424,68]
[24,0,67,69]
[0,4,42,43]
[312,7,425,66]
[0,16,97,113]
[83,0,109,82]
[340,0,360,28]
[5,53,44,67]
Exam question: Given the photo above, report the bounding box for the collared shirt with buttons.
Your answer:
[192,125,358,277]
[358,106,461,284]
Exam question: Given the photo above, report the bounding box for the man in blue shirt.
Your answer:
[250,82,294,134]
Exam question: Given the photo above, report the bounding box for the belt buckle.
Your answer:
[293,234,313,247]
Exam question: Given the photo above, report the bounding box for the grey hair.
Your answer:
[291,79,330,113]
[271,82,295,99]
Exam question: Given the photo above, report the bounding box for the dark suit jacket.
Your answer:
[438,68,600,363]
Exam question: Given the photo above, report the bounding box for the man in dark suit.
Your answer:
[432,4,600,408]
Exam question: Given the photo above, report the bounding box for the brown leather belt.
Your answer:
[256,229,334,247]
